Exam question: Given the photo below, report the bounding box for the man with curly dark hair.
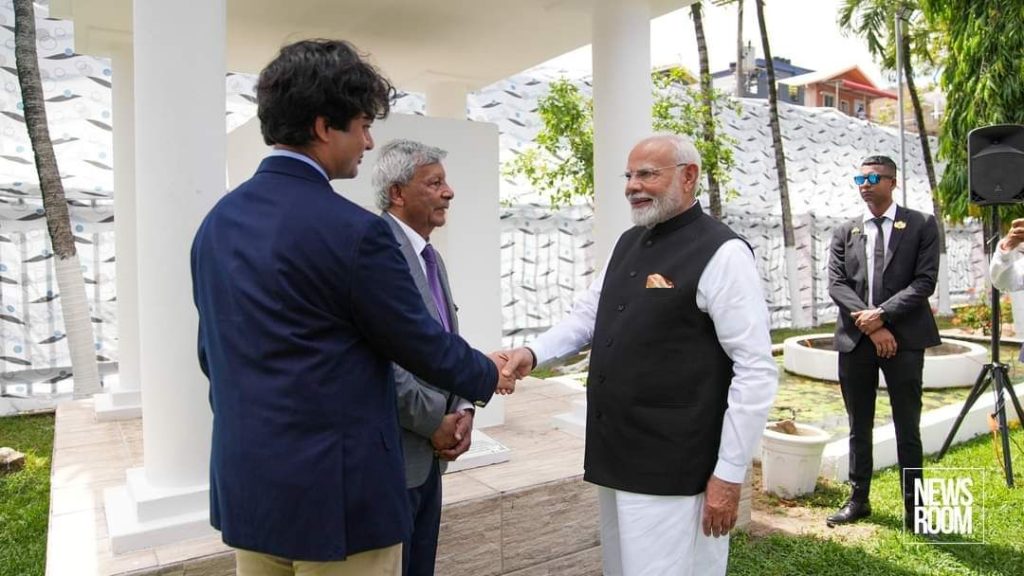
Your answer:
[191,39,512,575]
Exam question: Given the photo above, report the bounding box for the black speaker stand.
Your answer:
[938,206,1024,487]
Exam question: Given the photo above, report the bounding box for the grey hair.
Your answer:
[372,139,448,210]
[638,133,703,185]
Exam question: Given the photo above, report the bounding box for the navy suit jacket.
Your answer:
[190,156,496,561]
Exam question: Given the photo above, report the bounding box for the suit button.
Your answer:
[629,270,638,278]
[598,374,606,383]
[645,240,653,247]
[617,304,625,312]
[595,411,603,420]
[605,337,613,347]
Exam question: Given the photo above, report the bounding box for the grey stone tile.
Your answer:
[503,545,602,576]
[182,551,235,576]
[500,478,599,573]
[436,497,503,576]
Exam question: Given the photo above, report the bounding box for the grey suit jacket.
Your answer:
[382,212,465,488]
[828,205,941,353]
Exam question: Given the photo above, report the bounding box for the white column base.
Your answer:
[444,430,511,473]
[551,398,587,439]
[103,467,214,554]
[93,389,142,421]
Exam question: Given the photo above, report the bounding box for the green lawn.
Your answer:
[730,427,1024,575]
[0,413,54,576]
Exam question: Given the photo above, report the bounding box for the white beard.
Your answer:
[629,189,686,228]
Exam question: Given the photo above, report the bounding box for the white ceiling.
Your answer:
[52,0,693,92]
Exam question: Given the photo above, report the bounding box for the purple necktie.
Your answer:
[421,244,451,332]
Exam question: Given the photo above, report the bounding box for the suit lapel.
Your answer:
[851,220,868,293]
[884,206,906,271]
[381,213,442,324]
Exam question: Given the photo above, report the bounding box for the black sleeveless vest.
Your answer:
[584,203,745,495]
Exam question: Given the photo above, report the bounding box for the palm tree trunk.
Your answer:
[756,0,807,327]
[736,0,745,98]
[691,2,723,219]
[14,0,101,398]
[901,30,950,314]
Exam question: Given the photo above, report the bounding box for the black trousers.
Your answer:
[838,338,924,514]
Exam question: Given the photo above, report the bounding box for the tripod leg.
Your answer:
[1001,377,1024,427]
[939,364,992,460]
[993,367,1016,487]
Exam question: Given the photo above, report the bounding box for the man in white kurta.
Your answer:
[503,134,778,576]
[990,217,1024,292]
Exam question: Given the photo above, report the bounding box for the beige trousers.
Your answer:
[235,543,402,576]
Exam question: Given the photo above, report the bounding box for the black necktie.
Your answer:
[871,217,886,307]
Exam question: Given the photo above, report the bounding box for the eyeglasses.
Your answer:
[622,162,688,183]
[853,173,895,186]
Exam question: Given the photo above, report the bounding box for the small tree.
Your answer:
[13,0,101,398]
[505,73,739,209]
[920,0,1024,225]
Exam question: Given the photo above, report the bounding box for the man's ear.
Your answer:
[388,183,405,207]
[683,163,700,188]
[311,116,331,143]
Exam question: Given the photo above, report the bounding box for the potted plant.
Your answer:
[760,408,831,498]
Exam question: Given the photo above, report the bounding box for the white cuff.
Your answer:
[712,459,748,484]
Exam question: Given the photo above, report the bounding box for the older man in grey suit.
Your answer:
[373,139,472,576]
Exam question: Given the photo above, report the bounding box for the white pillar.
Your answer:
[94,46,141,421]
[422,84,509,471]
[102,0,225,553]
[592,0,653,264]
[424,82,506,428]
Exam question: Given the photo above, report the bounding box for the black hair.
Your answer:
[256,39,396,146]
[861,155,898,173]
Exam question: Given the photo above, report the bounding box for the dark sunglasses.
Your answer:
[853,173,895,186]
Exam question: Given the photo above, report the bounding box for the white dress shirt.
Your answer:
[530,237,778,484]
[863,202,898,308]
[385,212,472,414]
[267,148,328,180]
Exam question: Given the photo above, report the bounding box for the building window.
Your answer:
[840,100,849,113]
[788,85,800,102]
[823,93,835,107]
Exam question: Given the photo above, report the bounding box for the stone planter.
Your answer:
[783,334,987,389]
[761,422,831,498]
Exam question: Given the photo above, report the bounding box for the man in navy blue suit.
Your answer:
[191,40,513,576]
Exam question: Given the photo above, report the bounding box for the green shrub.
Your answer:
[951,296,1013,335]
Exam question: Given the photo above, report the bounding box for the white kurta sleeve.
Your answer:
[696,239,779,484]
[989,245,1024,293]
[528,263,606,366]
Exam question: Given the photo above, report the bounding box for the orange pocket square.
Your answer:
[645,273,675,288]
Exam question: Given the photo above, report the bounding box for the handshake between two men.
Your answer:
[428,349,531,460]
[487,347,537,395]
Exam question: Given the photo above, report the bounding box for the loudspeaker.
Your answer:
[969,124,1024,205]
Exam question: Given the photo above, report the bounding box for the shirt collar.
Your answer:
[862,202,898,224]
[385,212,429,256]
[267,149,329,181]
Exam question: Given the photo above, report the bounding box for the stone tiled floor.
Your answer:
[46,377,589,576]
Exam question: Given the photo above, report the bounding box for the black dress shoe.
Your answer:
[826,500,872,527]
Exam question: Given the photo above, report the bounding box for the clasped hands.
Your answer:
[486,347,538,395]
[431,409,473,461]
[850,308,896,359]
